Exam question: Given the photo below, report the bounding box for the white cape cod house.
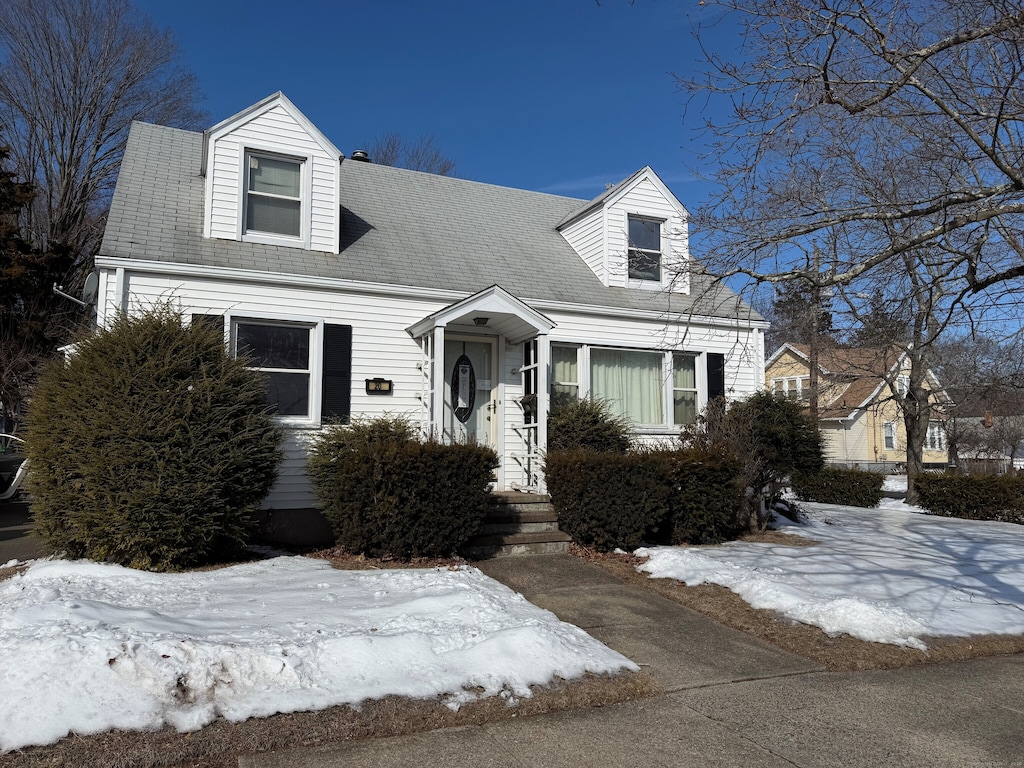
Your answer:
[96,93,765,536]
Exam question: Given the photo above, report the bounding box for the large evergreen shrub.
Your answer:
[26,305,282,570]
[547,398,632,453]
[308,417,499,558]
[667,448,744,544]
[685,393,824,531]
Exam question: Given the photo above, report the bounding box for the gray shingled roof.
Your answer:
[101,121,761,321]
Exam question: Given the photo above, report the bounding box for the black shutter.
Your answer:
[707,353,726,400]
[321,324,352,423]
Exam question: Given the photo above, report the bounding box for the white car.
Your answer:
[0,434,28,502]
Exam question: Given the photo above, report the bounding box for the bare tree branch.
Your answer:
[0,0,207,259]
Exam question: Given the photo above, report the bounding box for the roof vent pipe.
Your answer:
[351,150,371,162]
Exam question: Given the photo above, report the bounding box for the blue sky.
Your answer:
[133,0,735,207]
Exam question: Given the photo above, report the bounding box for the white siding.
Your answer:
[607,177,689,292]
[559,210,607,285]
[500,338,529,490]
[206,104,338,253]
[98,265,761,507]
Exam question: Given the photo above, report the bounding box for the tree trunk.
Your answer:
[904,388,930,504]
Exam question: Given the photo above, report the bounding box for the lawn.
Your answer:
[4,493,1023,763]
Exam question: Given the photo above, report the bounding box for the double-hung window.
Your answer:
[926,421,946,451]
[627,216,662,282]
[235,320,313,417]
[245,152,303,238]
[551,344,580,409]
[673,353,698,425]
[771,376,810,401]
[883,421,897,451]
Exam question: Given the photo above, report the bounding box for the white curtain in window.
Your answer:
[552,345,577,386]
[591,349,663,424]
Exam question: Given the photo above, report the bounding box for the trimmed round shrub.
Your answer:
[26,305,282,570]
[547,398,632,453]
[308,417,499,558]
[792,467,884,508]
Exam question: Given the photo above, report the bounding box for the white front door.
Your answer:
[443,337,497,446]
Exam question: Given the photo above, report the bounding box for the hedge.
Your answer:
[915,474,1024,524]
[545,447,744,551]
[791,467,884,508]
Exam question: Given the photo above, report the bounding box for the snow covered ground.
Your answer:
[638,503,1024,650]
[0,558,637,753]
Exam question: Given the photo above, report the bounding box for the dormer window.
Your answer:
[628,216,662,281]
[245,152,302,238]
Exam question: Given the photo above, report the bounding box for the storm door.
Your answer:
[443,337,497,446]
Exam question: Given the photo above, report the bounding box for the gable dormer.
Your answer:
[202,92,342,253]
[556,167,690,293]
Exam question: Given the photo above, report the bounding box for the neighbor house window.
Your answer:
[590,348,663,424]
[245,152,302,237]
[771,376,810,401]
[883,421,896,451]
[926,421,946,451]
[234,320,312,417]
[627,216,661,281]
[673,353,698,425]
[551,344,580,409]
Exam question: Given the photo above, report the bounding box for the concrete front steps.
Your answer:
[463,492,571,559]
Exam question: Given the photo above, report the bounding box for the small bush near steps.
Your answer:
[547,398,632,453]
[308,416,499,559]
[545,446,743,552]
[26,305,282,571]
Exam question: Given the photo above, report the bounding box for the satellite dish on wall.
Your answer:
[81,272,99,305]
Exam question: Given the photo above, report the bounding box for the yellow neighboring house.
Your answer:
[765,343,951,471]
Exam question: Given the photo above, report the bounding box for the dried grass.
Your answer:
[572,543,1024,671]
[0,672,658,768]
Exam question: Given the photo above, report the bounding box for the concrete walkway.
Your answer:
[238,554,1024,768]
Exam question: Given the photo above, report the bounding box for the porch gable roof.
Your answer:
[406,285,555,344]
